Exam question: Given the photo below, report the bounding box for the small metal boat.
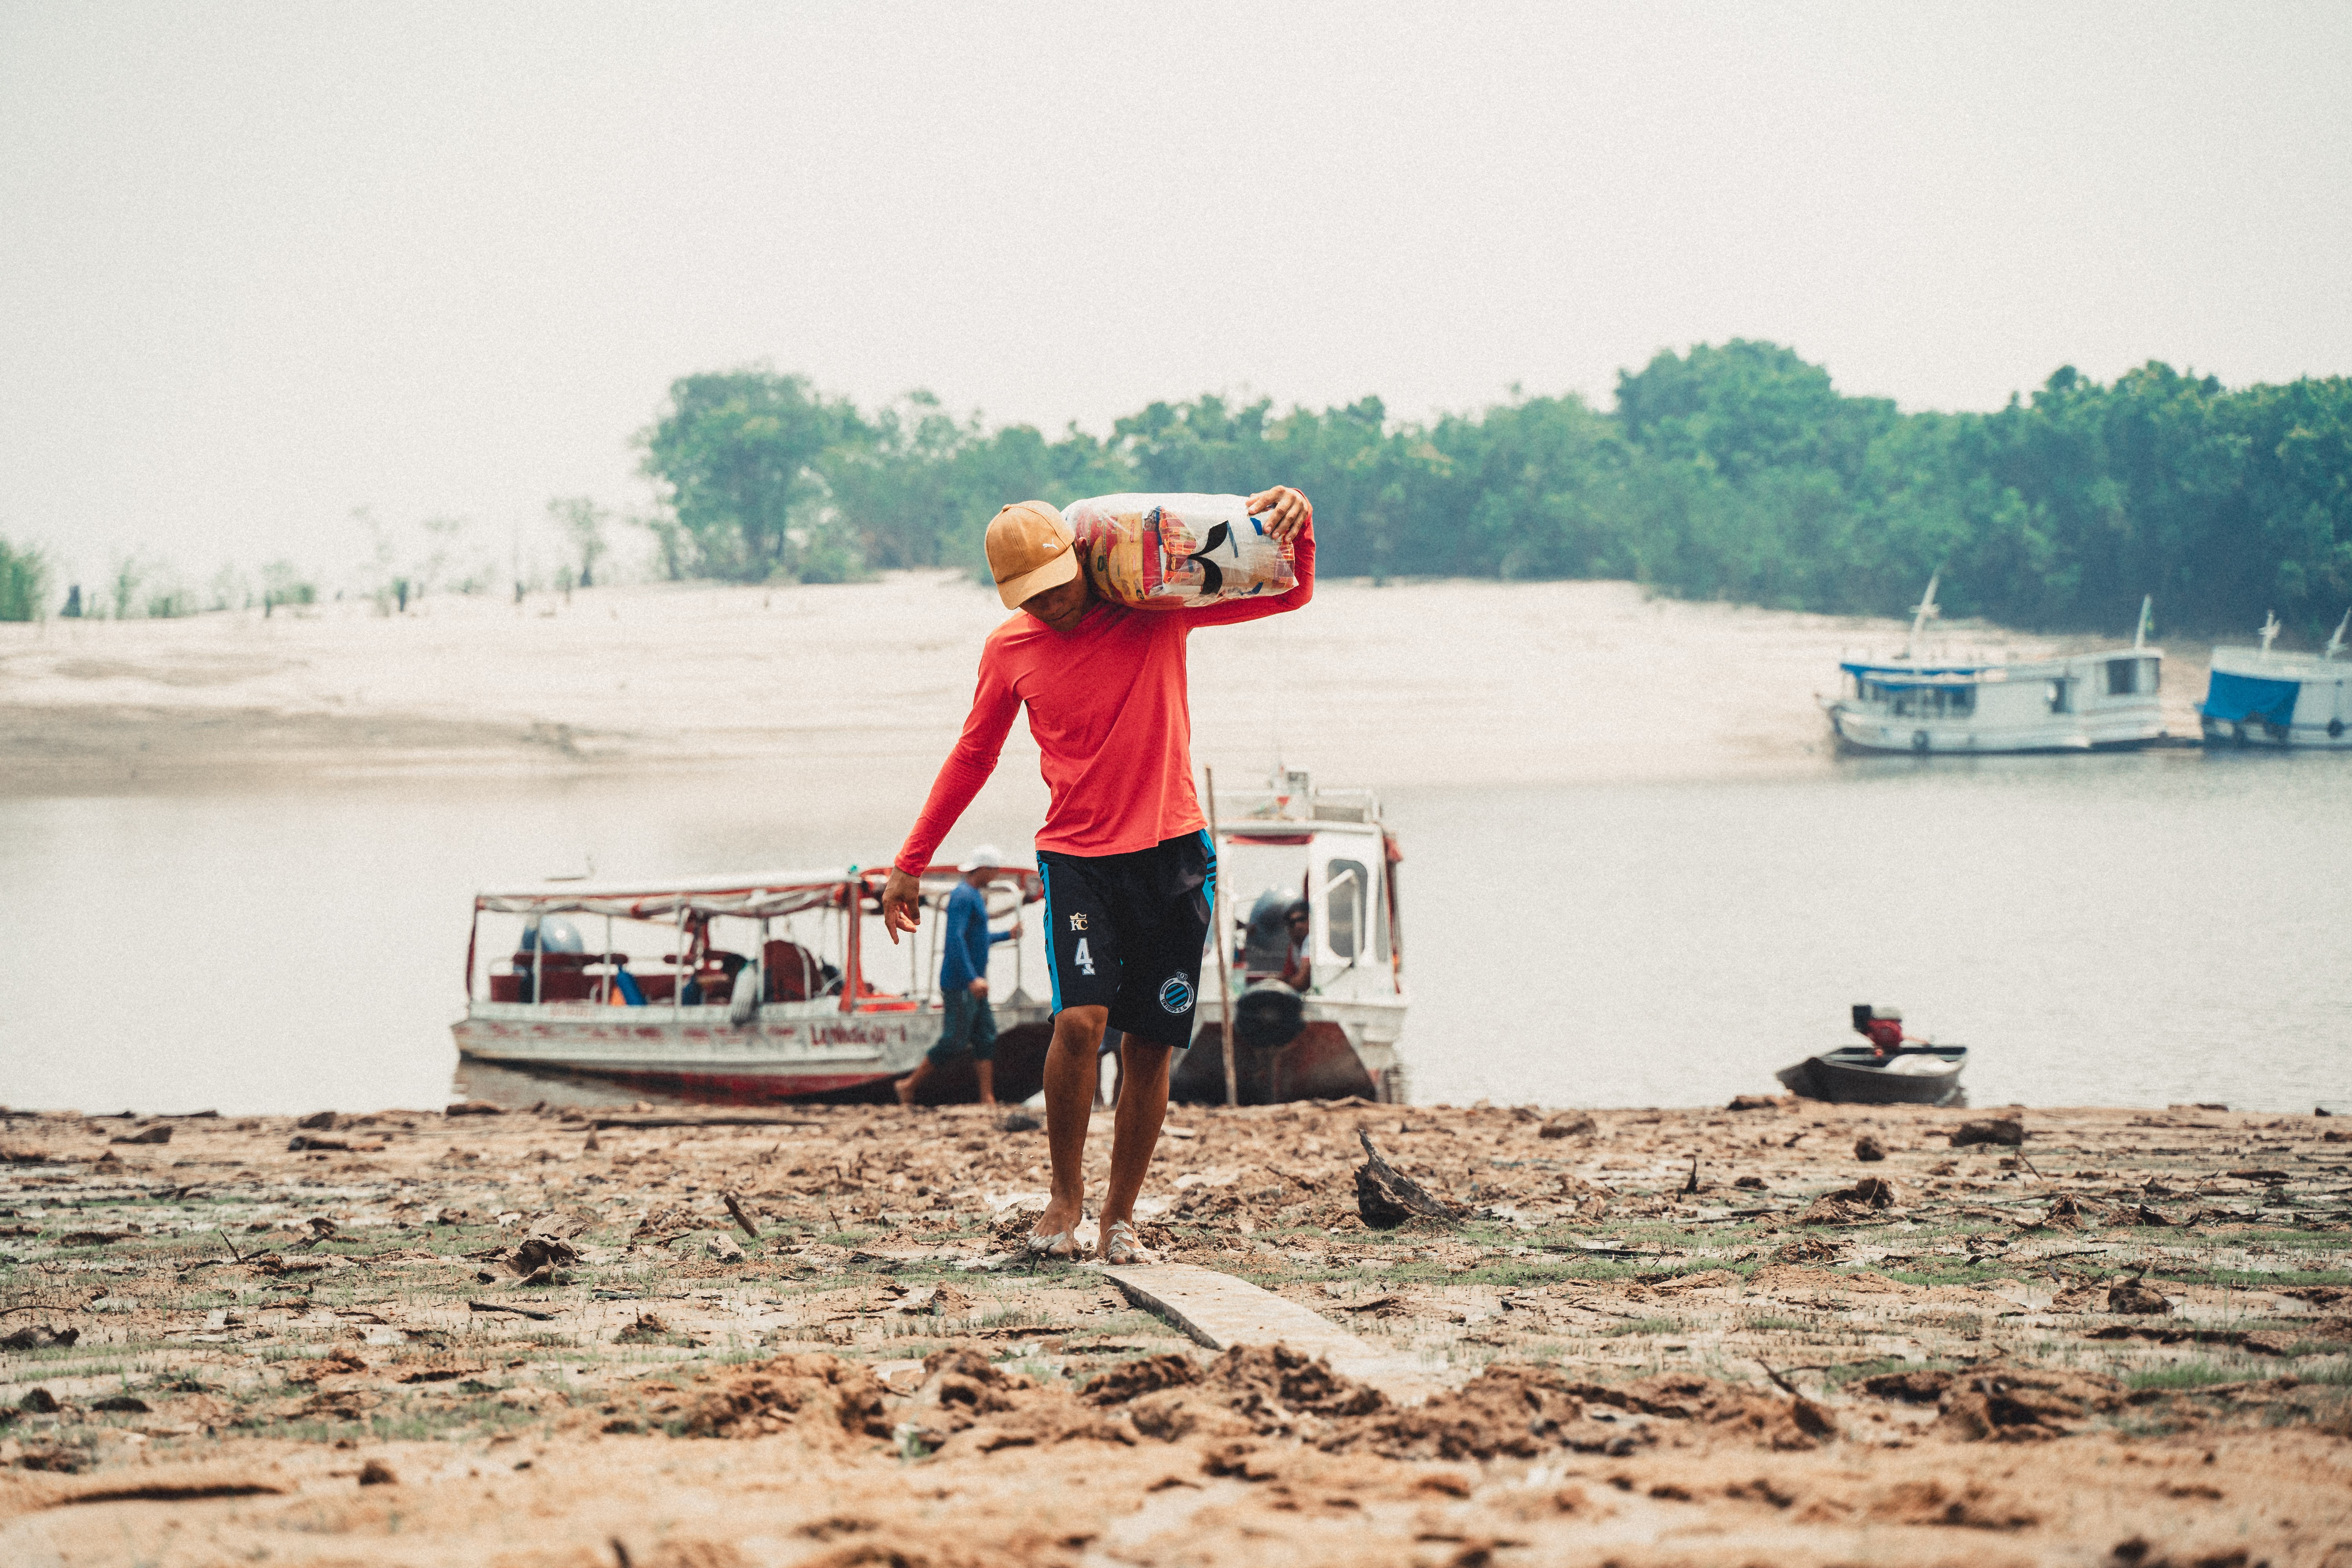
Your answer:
[1777,1045,1969,1106]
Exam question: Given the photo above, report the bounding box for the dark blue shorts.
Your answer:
[927,987,998,1064]
[1038,830,1215,1052]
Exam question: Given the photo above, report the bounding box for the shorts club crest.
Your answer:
[1159,975,1193,1013]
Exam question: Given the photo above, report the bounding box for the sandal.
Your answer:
[1024,1225,1079,1261]
[1101,1220,1152,1266]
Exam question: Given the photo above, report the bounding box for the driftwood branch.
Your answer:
[722,1192,761,1241]
[1354,1130,1465,1229]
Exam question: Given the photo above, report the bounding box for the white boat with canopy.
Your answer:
[451,862,1049,1102]
[1822,577,2167,755]
[2198,610,2352,749]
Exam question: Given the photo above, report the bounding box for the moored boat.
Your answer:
[1775,1004,1968,1105]
[1171,768,1412,1105]
[2198,609,2352,749]
[1822,579,2167,754]
[1776,1045,1969,1106]
[450,863,1051,1103]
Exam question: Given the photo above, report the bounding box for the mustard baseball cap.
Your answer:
[986,501,1079,610]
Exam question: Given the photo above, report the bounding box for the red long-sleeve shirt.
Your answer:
[894,523,1316,875]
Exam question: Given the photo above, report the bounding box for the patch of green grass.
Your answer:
[1883,1263,2016,1287]
[2125,1361,2240,1390]
[815,1228,880,1247]
[2148,1268,2352,1289]
[1822,1356,1960,1388]
[1600,1318,1680,1338]
[970,1304,1062,1333]
[1739,1314,1813,1333]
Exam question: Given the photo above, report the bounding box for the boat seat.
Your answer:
[763,940,823,1003]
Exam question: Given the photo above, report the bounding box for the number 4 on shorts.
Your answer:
[1074,938,1095,976]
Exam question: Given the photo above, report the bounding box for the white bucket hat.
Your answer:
[957,843,1004,873]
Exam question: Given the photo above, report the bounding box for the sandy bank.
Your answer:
[0,576,2216,796]
[2,1097,2343,1564]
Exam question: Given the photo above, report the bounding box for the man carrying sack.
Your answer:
[881,486,1317,1264]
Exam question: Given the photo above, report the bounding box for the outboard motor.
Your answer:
[1852,1003,1905,1054]
[1235,982,1305,1052]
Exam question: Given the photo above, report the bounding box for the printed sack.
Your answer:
[1062,493,1297,610]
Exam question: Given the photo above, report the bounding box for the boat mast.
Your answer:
[2134,595,2152,650]
[2326,607,2349,662]
[2260,611,2281,657]
[1904,572,1940,663]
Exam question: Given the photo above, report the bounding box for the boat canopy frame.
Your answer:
[464,863,1044,1011]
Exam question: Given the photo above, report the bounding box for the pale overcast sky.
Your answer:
[4,2,2348,588]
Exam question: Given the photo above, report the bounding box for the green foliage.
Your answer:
[261,559,318,606]
[637,346,2352,634]
[0,534,47,621]
[637,366,862,583]
[548,498,609,586]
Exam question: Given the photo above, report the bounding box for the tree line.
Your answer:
[8,341,2346,639]
[639,342,2352,641]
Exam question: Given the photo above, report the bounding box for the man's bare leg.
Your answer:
[1033,1006,1107,1243]
[893,1058,934,1106]
[976,1058,996,1108]
[1099,1037,1171,1232]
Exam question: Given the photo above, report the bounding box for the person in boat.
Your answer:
[881,486,1318,1266]
[1239,890,1290,978]
[893,847,1023,1108]
[1852,1004,1909,1058]
[1279,900,1313,992]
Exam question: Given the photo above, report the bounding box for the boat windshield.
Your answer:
[1216,831,1390,992]
[1851,674,1976,717]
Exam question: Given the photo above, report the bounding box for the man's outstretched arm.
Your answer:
[1186,485,1316,628]
[883,659,1020,942]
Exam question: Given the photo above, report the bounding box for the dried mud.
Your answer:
[3,1097,2348,1564]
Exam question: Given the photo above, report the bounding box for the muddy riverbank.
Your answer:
[3,1097,2347,1564]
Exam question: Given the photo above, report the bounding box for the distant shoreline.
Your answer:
[0,576,2219,798]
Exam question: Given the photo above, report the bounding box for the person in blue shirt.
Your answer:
[895,845,1023,1107]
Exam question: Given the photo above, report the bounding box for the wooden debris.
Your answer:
[1354,1130,1463,1229]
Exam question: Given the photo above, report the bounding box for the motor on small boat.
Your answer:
[1773,1003,1970,1106]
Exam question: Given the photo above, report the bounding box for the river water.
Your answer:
[2,577,2345,1115]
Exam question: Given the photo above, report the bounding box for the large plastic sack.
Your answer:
[1062,493,1297,610]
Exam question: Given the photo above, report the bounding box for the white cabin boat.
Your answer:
[1174,769,1412,1105]
[450,863,1052,1102]
[2198,610,2352,749]
[1822,579,2167,755]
